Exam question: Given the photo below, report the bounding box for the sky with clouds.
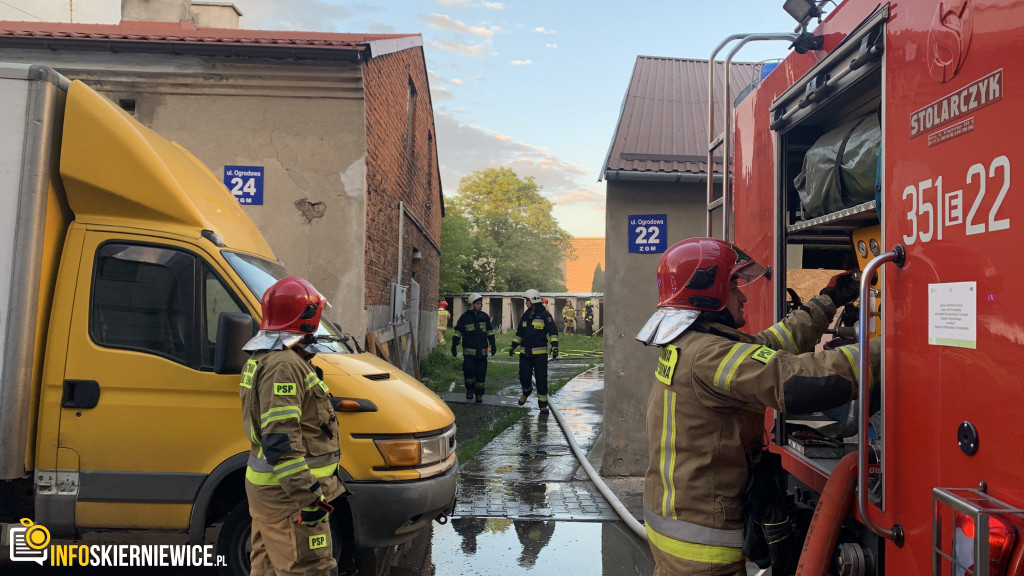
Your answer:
[1,0,803,237]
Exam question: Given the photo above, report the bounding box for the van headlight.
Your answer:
[374,425,456,468]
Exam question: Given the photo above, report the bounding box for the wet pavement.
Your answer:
[379,365,657,576]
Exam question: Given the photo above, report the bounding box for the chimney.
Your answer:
[192,2,243,29]
[120,0,243,29]
[120,0,192,24]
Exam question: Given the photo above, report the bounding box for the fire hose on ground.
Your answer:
[547,396,647,542]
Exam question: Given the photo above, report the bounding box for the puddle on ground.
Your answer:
[383,518,654,576]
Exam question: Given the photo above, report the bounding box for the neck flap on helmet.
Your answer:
[636,308,701,346]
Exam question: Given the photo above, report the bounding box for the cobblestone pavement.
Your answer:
[452,366,618,521]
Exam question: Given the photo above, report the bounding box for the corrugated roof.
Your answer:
[0,20,420,58]
[603,56,758,176]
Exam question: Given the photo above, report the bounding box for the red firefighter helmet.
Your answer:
[657,237,766,311]
[260,277,324,334]
[439,300,448,309]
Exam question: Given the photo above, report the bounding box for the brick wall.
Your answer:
[363,47,443,329]
[564,237,607,292]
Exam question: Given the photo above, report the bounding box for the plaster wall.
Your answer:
[602,179,709,476]
[0,50,370,337]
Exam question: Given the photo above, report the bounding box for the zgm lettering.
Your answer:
[902,155,1011,245]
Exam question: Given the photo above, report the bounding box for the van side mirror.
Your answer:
[215,312,257,374]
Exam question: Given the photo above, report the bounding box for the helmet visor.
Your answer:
[730,245,767,286]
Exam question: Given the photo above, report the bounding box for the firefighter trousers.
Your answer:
[462,354,488,397]
[249,509,336,576]
[519,354,549,408]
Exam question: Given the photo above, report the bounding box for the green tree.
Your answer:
[445,167,573,292]
[591,262,605,292]
[438,208,474,295]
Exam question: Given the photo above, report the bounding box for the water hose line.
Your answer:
[548,397,647,541]
[795,451,859,576]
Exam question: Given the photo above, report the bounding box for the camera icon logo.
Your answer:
[9,518,49,565]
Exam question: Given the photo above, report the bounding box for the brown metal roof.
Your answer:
[603,56,758,177]
[0,20,420,58]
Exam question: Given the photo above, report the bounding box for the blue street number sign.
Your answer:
[224,165,264,206]
[628,214,667,253]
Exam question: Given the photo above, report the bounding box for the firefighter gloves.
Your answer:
[297,495,333,526]
[550,345,558,359]
[820,272,859,308]
[509,342,518,357]
[451,336,461,358]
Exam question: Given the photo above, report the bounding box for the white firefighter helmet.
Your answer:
[524,289,542,304]
[468,292,483,305]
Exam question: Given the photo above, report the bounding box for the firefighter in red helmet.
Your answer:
[239,277,349,576]
[638,238,877,576]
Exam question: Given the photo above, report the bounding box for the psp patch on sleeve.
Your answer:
[751,346,777,364]
[274,382,297,396]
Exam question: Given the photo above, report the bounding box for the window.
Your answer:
[200,264,247,368]
[222,251,352,355]
[91,244,196,364]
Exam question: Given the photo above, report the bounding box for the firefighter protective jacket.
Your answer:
[643,295,874,572]
[437,308,450,330]
[454,309,496,355]
[240,348,345,522]
[513,304,558,355]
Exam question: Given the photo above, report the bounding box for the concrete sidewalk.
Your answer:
[443,364,646,525]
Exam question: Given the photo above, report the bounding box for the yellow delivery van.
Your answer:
[0,63,456,574]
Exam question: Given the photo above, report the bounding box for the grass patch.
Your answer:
[455,406,529,463]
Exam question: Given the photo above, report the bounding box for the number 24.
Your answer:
[230,177,257,195]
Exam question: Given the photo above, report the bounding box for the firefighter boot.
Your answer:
[518,388,532,406]
[475,385,484,404]
[538,396,549,413]
[465,379,475,400]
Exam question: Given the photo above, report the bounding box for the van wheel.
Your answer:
[217,500,252,576]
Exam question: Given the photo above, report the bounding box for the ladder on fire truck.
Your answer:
[705,33,796,242]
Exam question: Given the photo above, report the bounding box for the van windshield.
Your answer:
[223,251,352,355]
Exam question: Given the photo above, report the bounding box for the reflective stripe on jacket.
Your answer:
[240,348,344,521]
[513,305,558,352]
[454,310,495,353]
[643,295,871,567]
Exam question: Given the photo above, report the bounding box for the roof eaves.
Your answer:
[0,33,367,61]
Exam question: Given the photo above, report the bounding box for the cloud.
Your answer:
[482,1,505,9]
[434,112,604,236]
[546,43,558,48]
[428,38,491,57]
[510,60,532,66]
[431,86,455,100]
[429,69,462,86]
[472,76,485,83]
[534,27,557,34]
[552,185,605,207]
[435,0,473,7]
[424,13,500,40]
[239,0,356,31]
[367,21,398,34]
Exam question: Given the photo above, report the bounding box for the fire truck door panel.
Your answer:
[881,0,1024,568]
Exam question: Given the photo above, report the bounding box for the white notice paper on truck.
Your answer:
[928,282,977,349]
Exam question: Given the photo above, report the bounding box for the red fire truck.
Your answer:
[710,0,1024,574]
